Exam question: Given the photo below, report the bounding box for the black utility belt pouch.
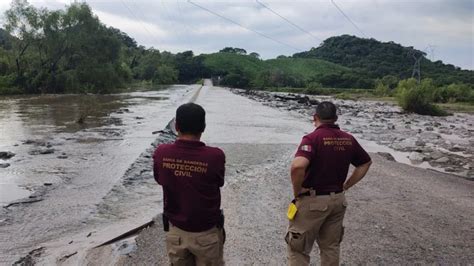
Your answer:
[162,213,169,232]
[217,209,225,229]
[217,209,226,244]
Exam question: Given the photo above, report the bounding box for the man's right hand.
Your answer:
[343,160,372,191]
[291,156,310,197]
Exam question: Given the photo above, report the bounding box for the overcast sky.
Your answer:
[0,0,473,69]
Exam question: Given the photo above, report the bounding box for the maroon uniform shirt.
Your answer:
[153,139,225,232]
[295,124,371,193]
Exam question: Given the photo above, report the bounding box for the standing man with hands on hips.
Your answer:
[286,101,372,266]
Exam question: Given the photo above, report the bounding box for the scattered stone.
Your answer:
[308,99,319,105]
[0,151,15,160]
[135,116,145,120]
[435,157,449,163]
[445,167,457,173]
[409,152,424,162]
[425,127,434,131]
[415,140,425,147]
[377,152,396,161]
[0,163,10,168]
[439,129,452,135]
[13,247,45,265]
[86,232,93,237]
[44,183,53,186]
[297,96,310,104]
[345,120,351,125]
[59,251,78,262]
[449,145,465,152]
[69,240,74,244]
[28,148,55,155]
[57,155,68,159]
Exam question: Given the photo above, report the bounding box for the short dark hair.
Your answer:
[176,103,206,135]
[315,101,338,121]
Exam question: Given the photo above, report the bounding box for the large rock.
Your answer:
[435,157,449,163]
[0,151,15,160]
[449,145,465,152]
[0,163,10,168]
[409,152,425,162]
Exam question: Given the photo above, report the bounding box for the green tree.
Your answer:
[153,64,178,84]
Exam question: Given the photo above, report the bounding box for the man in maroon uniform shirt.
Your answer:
[153,103,225,265]
[286,101,372,266]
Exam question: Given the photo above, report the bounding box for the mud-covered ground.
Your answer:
[90,84,473,265]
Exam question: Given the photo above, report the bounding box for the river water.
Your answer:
[0,85,199,264]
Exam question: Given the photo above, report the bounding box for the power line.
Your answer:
[330,0,367,38]
[119,0,161,47]
[256,0,322,43]
[187,0,303,52]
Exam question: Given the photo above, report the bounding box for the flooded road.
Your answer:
[0,85,200,264]
[115,83,473,265]
[2,81,472,264]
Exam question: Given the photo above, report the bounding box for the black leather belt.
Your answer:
[298,190,343,197]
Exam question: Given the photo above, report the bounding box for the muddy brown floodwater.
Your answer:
[0,85,200,264]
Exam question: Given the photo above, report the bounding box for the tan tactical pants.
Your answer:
[286,192,347,266]
[166,225,224,266]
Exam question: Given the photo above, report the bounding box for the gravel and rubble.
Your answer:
[232,90,474,179]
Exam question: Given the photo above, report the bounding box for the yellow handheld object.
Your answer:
[287,200,298,220]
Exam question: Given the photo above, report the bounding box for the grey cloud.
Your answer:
[0,0,472,69]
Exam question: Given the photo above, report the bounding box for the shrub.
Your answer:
[374,81,390,96]
[396,78,448,116]
[432,83,473,103]
[306,81,323,89]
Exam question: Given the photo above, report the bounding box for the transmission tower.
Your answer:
[426,44,436,61]
[410,50,423,83]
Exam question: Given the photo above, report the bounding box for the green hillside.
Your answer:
[201,52,366,89]
[293,35,473,86]
[265,57,350,79]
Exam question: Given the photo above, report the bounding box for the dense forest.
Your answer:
[0,0,472,97]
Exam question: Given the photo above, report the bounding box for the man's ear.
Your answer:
[313,114,319,123]
[174,120,179,133]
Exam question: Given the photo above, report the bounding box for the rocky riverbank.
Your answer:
[232,90,474,180]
